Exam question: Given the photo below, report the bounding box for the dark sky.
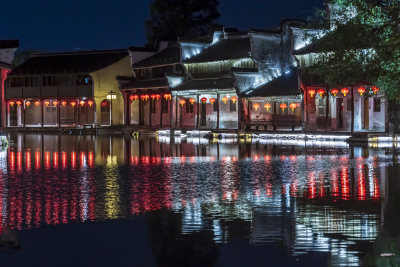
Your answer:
[0,0,324,52]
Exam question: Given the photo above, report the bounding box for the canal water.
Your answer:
[0,134,399,267]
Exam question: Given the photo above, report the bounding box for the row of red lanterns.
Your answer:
[130,94,172,102]
[9,100,94,107]
[178,96,238,107]
[252,102,298,112]
[308,86,380,98]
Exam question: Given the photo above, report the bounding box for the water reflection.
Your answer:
[2,133,400,266]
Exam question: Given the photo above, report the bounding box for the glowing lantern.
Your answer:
[308,89,316,98]
[189,98,196,104]
[201,97,207,103]
[61,101,67,107]
[25,101,31,107]
[130,95,139,101]
[44,101,50,106]
[264,103,271,111]
[280,103,288,111]
[222,96,228,104]
[35,101,40,107]
[80,100,85,107]
[372,86,380,94]
[16,101,22,106]
[150,94,156,100]
[358,86,365,96]
[155,94,161,100]
[53,101,58,106]
[341,88,349,96]
[9,101,15,107]
[317,89,325,97]
[289,103,297,111]
[231,96,237,104]
[71,101,76,107]
[253,103,260,111]
[331,88,339,96]
[209,98,216,104]
[164,94,172,100]
[141,95,149,101]
[88,100,94,107]
[179,99,186,107]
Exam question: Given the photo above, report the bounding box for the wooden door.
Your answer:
[100,100,111,126]
[364,98,369,129]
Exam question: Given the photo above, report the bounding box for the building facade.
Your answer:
[5,49,132,129]
[118,42,183,129]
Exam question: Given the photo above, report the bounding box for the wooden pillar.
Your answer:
[217,94,220,130]
[196,94,200,129]
[351,85,355,133]
[325,92,329,132]
[41,98,44,128]
[57,98,60,127]
[159,93,163,127]
[238,96,242,131]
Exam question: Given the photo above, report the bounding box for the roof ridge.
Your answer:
[32,49,128,57]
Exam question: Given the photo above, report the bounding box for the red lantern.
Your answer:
[53,101,58,106]
[331,88,339,96]
[264,103,271,111]
[308,89,316,98]
[141,95,149,101]
[209,98,216,104]
[358,87,365,96]
[189,98,196,104]
[155,94,161,100]
[164,94,172,100]
[231,96,237,104]
[289,103,297,111]
[253,103,260,111]
[280,103,288,111]
[130,95,139,101]
[341,88,349,96]
[179,99,186,107]
[71,101,76,107]
[150,94,156,100]
[372,86,380,94]
[201,97,207,103]
[61,101,67,107]
[35,101,40,107]
[9,101,15,107]
[16,101,22,106]
[25,101,31,107]
[44,101,50,106]
[88,100,94,107]
[222,96,228,104]
[317,89,325,97]
[80,100,85,107]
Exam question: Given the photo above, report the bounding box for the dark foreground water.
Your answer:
[0,134,399,267]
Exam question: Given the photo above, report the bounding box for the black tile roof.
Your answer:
[244,68,300,97]
[172,78,234,91]
[183,38,251,63]
[0,40,19,49]
[120,78,169,90]
[295,24,372,55]
[132,46,181,68]
[10,49,128,75]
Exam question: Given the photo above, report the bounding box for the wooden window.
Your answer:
[374,98,381,112]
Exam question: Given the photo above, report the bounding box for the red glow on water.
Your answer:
[35,150,41,169]
[88,151,94,168]
[373,176,380,200]
[318,173,325,198]
[71,151,76,169]
[291,179,298,196]
[130,156,139,165]
[330,170,339,198]
[53,152,59,169]
[340,167,350,200]
[357,164,366,200]
[80,152,86,167]
[17,152,22,172]
[308,172,316,199]
[62,152,67,168]
[44,151,51,170]
[9,151,15,170]
[25,151,31,170]
[266,183,272,197]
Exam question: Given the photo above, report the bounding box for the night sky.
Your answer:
[1,0,324,52]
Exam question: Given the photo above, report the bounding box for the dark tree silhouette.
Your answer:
[145,0,221,46]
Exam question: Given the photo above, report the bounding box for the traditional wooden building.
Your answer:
[0,40,19,128]
[5,49,132,129]
[118,42,183,129]
[293,9,387,133]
